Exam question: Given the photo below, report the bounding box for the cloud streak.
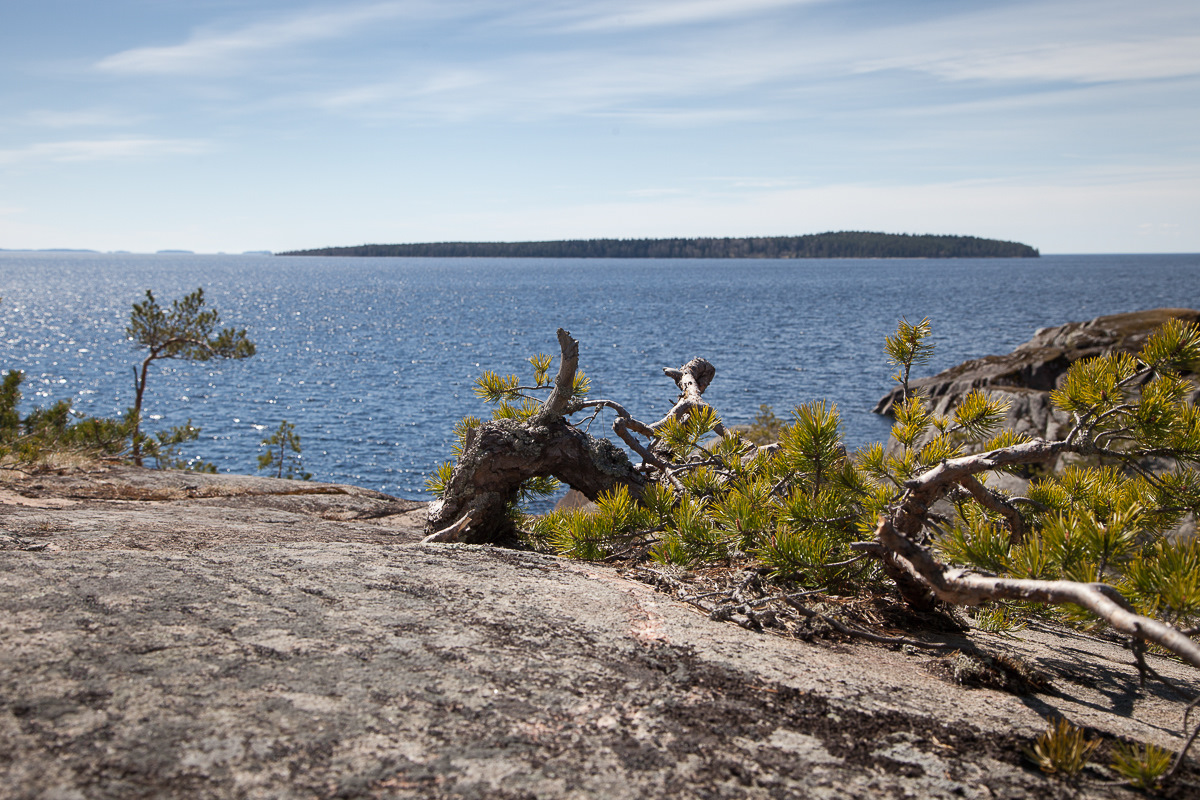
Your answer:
[293,0,1200,127]
[0,138,211,165]
[552,0,829,32]
[861,35,1200,84]
[94,2,426,75]
[22,109,144,129]
[89,0,1200,124]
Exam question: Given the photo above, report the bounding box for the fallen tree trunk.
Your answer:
[881,438,1081,609]
[876,517,1200,670]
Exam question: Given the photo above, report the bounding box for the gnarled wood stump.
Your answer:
[424,329,724,544]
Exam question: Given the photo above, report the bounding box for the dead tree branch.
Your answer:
[648,358,735,440]
[880,438,1081,609]
[875,517,1200,670]
[959,474,1026,544]
[535,328,579,423]
[425,328,647,543]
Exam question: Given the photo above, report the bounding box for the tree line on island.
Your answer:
[279,231,1039,259]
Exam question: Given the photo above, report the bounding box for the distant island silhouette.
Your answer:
[278,232,1039,259]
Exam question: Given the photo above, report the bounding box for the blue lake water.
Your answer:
[1,251,1197,500]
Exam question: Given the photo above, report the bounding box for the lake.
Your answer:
[1,251,1197,501]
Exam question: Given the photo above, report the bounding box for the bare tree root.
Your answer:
[425,412,646,543]
[422,513,473,544]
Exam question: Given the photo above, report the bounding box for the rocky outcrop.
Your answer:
[874,308,1200,442]
[0,466,428,552]
[2,466,1198,798]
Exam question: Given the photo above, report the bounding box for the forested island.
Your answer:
[278,231,1039,259]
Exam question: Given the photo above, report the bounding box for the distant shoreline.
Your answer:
[278,231,1040,259]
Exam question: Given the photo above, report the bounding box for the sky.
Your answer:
[1,0,1198,254]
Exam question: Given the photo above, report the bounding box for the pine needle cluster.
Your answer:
[935,320,1200,631]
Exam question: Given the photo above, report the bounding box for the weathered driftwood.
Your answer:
[424,329,726,544]
[870,433,1200,671]
[423,415,645,545]
[881,439,1080,609]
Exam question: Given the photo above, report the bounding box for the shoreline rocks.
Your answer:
[875,308,1200,443]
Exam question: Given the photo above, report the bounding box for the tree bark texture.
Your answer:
[424,329,729,544]
[425,329,648,544]
[425,416,646,544]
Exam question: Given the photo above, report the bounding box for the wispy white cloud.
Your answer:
[94,1,427,76]
[0,138,211,165]
[628,188,686,197]
[317,68,493,110]
[1138,222,1183,239]
[83,0,1200,131]
[297,0,1200,126]
[554,0,828,32]
[307,41,813,123]
[849,0,1200,84]
[709,177,802,189]
[23,109,144,128]
[862,35,1200,84]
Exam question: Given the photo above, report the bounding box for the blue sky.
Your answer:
[2,0,1198,253]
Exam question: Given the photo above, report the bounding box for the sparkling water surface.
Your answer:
[1,252,1197,500]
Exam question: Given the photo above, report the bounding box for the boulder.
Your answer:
[874,308,1200,445]
[874,308,1200,421]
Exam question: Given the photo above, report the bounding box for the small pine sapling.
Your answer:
[257,420,312,480]
[1110,740,1173,790]
[884,316,934,402]
[0,369,134,467]
[1026,718,1099,776]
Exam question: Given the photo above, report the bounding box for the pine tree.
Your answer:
[428,321,1200,672]
[257,420,312,480]
[126,288,255,465]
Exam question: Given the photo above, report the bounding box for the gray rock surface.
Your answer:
[1,466,1198,798]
